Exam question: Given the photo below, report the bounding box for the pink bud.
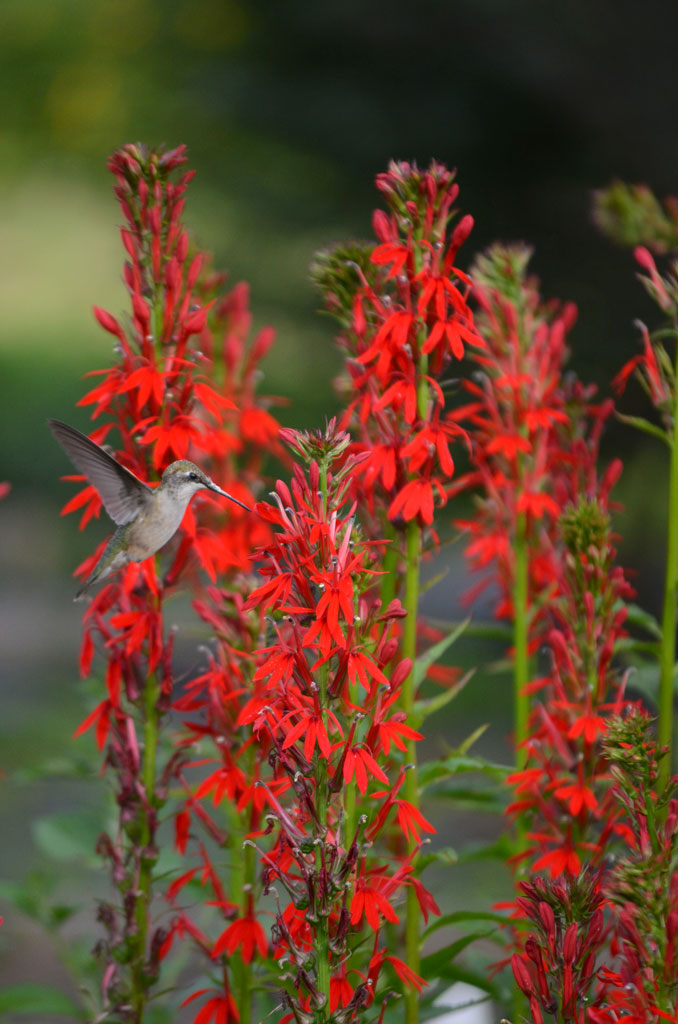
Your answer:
[634,245,655,271]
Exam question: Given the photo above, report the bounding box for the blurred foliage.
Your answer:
[2,0,678,1013]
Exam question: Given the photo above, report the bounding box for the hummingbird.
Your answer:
[48,419,249,599]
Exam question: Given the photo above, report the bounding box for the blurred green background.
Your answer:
[1,0,677,1017]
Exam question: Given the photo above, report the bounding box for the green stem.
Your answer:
[380,522,399,610]
[313,675,331,1022]
[239,842,256,1024]
[659,352,678,787]
[130,669,160,1021]
[313,459,331,1023]
[511,510,530,1024]
[403,516,421,1024]
[513,510,530,771]
[229,743,257,1024]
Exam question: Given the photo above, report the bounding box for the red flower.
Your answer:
[350,878,400,931]
[212,913,267,962]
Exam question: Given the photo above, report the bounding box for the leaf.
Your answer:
[420,566,449,595]
[418,846,458,871]
[420,932,496,979]
[624,602,663,639]
[457,723,490,756]
[419,965,499,1009]
[616,411,671,447]
[32,811,104,866]
[413,618,470,687]
[0,984,86,1018]
[14,755,98,783]
[623,662,660,705]
[414,669,474,720]
[426,617,513,642]
[419,752,511,789]
[422,910,509,940]
[426,785,506,813]
[0,874,55,920]
[455,834,515,862]
[616,637,661,658]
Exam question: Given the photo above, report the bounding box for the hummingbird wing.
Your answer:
[48,419,153,526]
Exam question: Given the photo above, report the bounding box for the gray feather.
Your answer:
[48,419,152,525]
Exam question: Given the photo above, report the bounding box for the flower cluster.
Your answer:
[240,423,436,1021]
[46,147,678,1024]
[507,496,634,877]
[58,144,277,1020]
[510,868,608,1024]
[451,243,584,620]
[312,159,481,531]
[155,281,285,1023]
[597,184,678,787]
[597,708,678,1022]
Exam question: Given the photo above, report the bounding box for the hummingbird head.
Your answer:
[162,461,250,511]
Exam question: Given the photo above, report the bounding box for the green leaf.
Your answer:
[624,602,663,639]
[616,411,671,447]
[623,662,660,705]
[457,723,489,756]
[419,752,511,789]
[418,846,458,871]
[32,811,104,866]
[420,567,449,595]
[456,834,515,862]
[48,904,79,928]
[418,965,499,1014]
[0,984,86,1018]
[413,618,470,688]
[616,637,661,658]
[0,874,55,920]
[13,755,98,784]
[426,785,506,813]
[422,910,509,940]
[420,931,495,979]
[414,669,474,720]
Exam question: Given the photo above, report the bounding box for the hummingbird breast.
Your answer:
[125,488,189,561]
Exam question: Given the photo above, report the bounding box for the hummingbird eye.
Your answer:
[188,472,199,481]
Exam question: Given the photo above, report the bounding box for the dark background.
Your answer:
[1,0,676,1016]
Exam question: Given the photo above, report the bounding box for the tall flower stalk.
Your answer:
[60,144,257,1021]
[612,254,678,788]
[158,274,283,1024]
[595,180,678,785]
[243,423,436,1023]
[450,245,577,843]
[313,161,479,1022]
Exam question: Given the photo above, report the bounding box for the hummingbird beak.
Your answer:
[207,481,250,512]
